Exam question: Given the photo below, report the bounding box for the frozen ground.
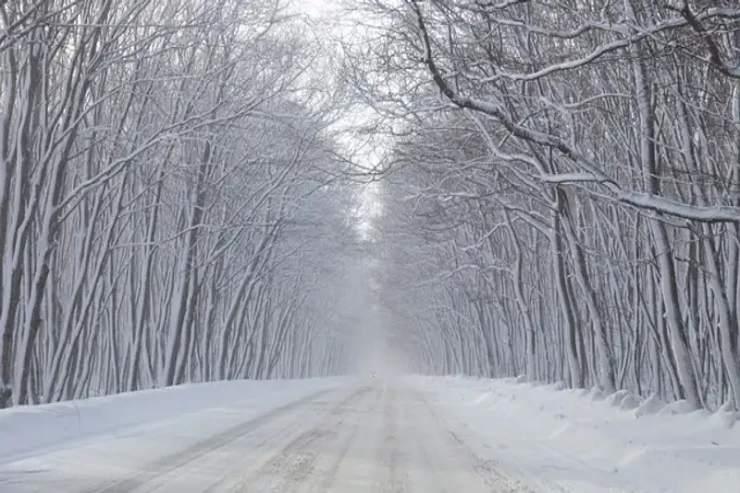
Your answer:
[414,375,740,493]
[0,376,738,492]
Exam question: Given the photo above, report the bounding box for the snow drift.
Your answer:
[0,378,347,464]
[411,375,740,493]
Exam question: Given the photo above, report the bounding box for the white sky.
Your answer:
[289,0,392,372]
[291,0,342,19]
[289,0,386,238]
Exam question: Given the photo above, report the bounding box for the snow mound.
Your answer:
[619,394,641,410]
[586,385,604,401]
[708,403,739,430]
[634,393,666,418]
[0,378,347,463]
[407,375,740,493]
[605,390,640,410]
[660,399,696,416]
[551,381,566,391]
[605,389,630,407]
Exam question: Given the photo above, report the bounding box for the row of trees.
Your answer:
[358,0,740,410]
[0,0,355,408]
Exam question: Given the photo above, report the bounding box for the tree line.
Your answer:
[355,0,740,411]
[0,0,356,408]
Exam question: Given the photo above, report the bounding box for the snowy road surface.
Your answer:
[0,381,519,492]
[2,377,739,492]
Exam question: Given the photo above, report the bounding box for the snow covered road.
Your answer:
[2,377,738,492]
[0,379,523,493]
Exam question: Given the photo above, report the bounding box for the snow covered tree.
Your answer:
[355,0,740,410]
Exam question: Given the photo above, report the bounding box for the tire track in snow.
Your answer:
[375,385,406,493]
[233,384,373,492]
[308,384,385,493]
[310,420,359,493]
[411,388,539,493]
[86,388,335,493]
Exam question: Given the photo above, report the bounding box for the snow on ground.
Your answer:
[0,377,348,464]
[1,375,739,492]
[409,375,740,493]
[0,379,516,492]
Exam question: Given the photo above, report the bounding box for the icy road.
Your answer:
[1,377,739,492]
[0,381,514,492]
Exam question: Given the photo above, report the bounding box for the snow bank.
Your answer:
[410,376,740,493]
[0,378,347,463]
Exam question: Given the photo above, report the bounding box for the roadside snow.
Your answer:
[410,375,740,493]
[0,378,348,464]
[3,376,738,492]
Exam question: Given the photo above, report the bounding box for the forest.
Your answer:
[0,0,359,408]
[365,0,740,411]
[2,0,740,414]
